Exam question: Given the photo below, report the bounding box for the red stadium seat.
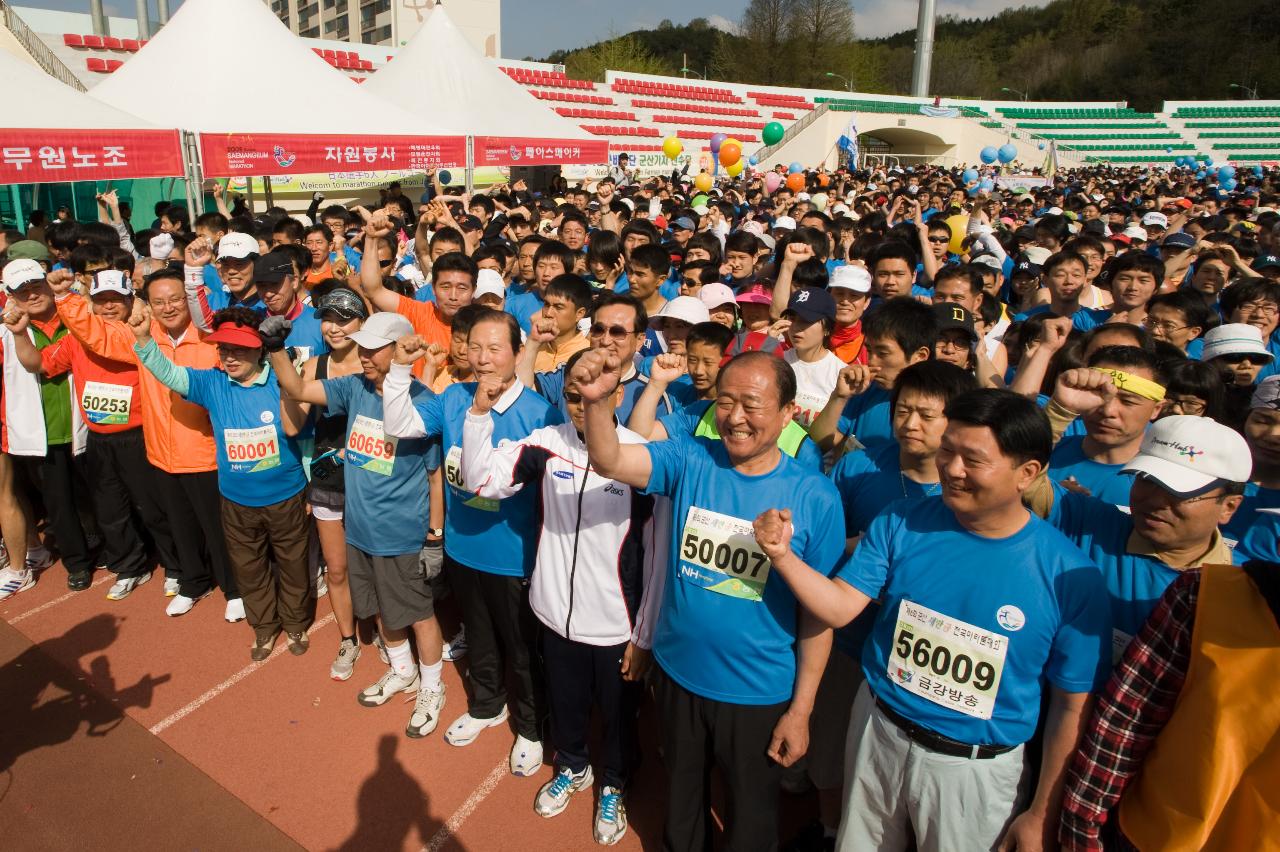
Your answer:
[86,57,108,72]
[105,59,123,71]
[122,39,140,51]
[83,35,105,49]
[63,34,84,48]
[103,36,123,50]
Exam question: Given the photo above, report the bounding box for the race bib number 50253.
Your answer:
[678,506,771,601]
[886,599,1008,720]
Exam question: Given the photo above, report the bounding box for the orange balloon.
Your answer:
[817,172,831,187]
[785,172,806,192]
[718,141,741,168]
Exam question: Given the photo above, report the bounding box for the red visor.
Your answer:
[205,322,263,349]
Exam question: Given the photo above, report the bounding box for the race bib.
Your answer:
[80,380,132,426]
[791,390,829,429]
[444,446,498,512]
[887,599,1008,720]
[224,424,281,473]
[346,414,397,476]
[678,506,771,601]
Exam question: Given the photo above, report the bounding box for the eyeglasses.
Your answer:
[1147,320,1187,334]
[1239,301,1280,317]
[148,297,186,309]
[589,323,634,341]
[1164,397,1206,414]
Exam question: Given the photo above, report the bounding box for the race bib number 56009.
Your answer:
[887,599,1008,720]
[678,506,771,601]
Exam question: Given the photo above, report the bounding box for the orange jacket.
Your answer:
[57,293,218,474]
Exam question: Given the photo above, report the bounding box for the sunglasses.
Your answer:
[589,323,634,340]
[1221,353,1266,366]
[563,391,584,404]
[927,236,950,244]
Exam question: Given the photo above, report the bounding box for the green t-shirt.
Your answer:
[31,323,71,446]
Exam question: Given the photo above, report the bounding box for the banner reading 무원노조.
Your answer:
[0,128,184,183]
[199,134,467,178]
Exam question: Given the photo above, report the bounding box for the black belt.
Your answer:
[874,696,1017,760]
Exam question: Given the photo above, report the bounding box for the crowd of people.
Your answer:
[0,156,1277,850]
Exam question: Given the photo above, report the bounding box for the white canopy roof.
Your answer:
[363,2,594,142]
[88,0,461,136]
[0,47,168,130]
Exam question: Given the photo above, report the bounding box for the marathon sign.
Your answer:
[0,129,184,182]
[473,136,609,167]
[199,133,468,178]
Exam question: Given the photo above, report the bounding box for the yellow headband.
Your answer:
[1092,367,1166,402]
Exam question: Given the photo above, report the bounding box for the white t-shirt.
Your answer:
[785,349,846,429]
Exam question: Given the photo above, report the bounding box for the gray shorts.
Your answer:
[346,544,437,631]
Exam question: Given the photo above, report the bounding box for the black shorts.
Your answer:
[346,544,434,631]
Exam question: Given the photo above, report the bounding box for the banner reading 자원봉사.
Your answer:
[199,134,468,178]
[473,136,610,167]
[0,128,184,183]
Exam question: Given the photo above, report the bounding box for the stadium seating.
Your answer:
[998,107,1156,119]
[612,79,742,104]
[555,107,636,122]
[630,100,759,117]
[651,114,765,131]
[530,89,614,106]
[1173,106,1280,118]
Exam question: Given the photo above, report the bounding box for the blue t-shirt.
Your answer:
[285,304,329,362]
[1046,484,1244,653]
[417,382,562,577]
[322,374,441,556]
[829,442,941,537]
[1013,303,1105,332]
[1222,482,1280,547]
[613,270,679,302]
[204,284,265,313]
[658,400,823,471]
[840,497,1110,746]
[836,383,894,451]
[184,365,306,507]
[1256,332,1280,382]
[504,284,544,333]
[1236,509,1280,563]
[643,435,846,705]
[536,364,669,428]
[1047,436,1133,507]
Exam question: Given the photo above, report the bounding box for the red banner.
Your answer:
[0,128,184,183]
[199,133,468,178]
[474,136,610,167]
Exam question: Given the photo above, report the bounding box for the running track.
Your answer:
[0,561,816,850]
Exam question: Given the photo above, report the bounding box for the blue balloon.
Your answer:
[747,155,757,166]
[962,168,979,183]
[1218,165,1236,180]
[438,169,452,184]
[1038,142,1046,151]
[967,186,981,197]
[979,178,994,191]
[1196,170,1207,179]
[997,143,1017,164]
[979,146,998,164]
[1165,147,1174,154]
[788,161,803,174]
[1222,178,1238,191]
[1254,165,1264,177]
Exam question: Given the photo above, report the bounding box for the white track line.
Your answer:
[8,575,113,623]
[148,612,336,734]
[424,758,509,852]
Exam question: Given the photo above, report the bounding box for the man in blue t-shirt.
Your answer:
[753,389,1110,852]
[267,312,447,742]
[577,347,845,852]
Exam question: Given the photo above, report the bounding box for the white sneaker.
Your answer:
[510,734,544,777]
[163,577,180,597]
[166,591,208,617]
[442,625,468,661]
[374,632,389,665]
[444,706,510,747]
[357,667,420,707]
[534,764,593,818]
[106,572,151,601]
[0,541,10,571]
[406,683,446,738]
[24,546,53,572]
[330,638,361,681]
[0,566,34,601]
[316,569,328,598]
[594,786,628,845]
[224,598,246,623]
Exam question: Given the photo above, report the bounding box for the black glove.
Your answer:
[258,316,292,353]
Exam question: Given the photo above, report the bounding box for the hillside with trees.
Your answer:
[532,0,1280,111]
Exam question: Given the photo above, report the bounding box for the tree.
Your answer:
[736,0,798,85]
[563,34,672,82]
[658,19,674,30]
[788,0,856,87]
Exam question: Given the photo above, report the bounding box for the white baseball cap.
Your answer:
[828,264,872,293]
[1023,246,1052,266]
[1122,224,1149,241]
[216,232,261,261]
[1202,323,1274,363]
[772,215,797,232]
[149,232,175,261]
[474,268,506,302]
[1141,212,1169,228]
[970,254,1003,273]
[651,295,710,326]
[3,258,45,291]
[90,269,133,298]
[692,204,710,216]
[348,311,414,349]
[1123,414,1251,495]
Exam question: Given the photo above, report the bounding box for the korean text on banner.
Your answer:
[473,137,610,167]
[0,129,184,183]
[199,134,468,178]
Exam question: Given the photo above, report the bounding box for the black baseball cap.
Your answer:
[253,251,294,285]
[784,287,836,324]
[932,302,978,342]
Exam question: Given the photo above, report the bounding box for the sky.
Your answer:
[24,0,1053,60]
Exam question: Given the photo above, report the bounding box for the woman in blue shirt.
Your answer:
[131,307,311,662]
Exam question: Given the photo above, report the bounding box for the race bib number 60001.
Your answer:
[678,506,771,601]
[223,424,281,473]
[887,599,1008,720]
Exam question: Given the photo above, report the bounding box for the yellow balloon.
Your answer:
[694,172,713,192]
[662,136,683,161]
[945,214,969,255]
[726,159,744,177]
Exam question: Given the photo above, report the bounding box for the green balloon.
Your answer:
[762,121,785,146]
[691,194,709,208]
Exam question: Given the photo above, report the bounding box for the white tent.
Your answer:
[88,0,468,178]
[363,1,608,167]
[0,47,183,183]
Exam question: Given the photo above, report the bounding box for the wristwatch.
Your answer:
[427,528,444,538]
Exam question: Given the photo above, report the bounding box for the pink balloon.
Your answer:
[764,172,782,193]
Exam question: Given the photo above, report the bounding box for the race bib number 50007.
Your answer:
[887,599,1008,720]
[678,506,771,601]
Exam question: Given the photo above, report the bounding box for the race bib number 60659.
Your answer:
[678,506,771,601]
